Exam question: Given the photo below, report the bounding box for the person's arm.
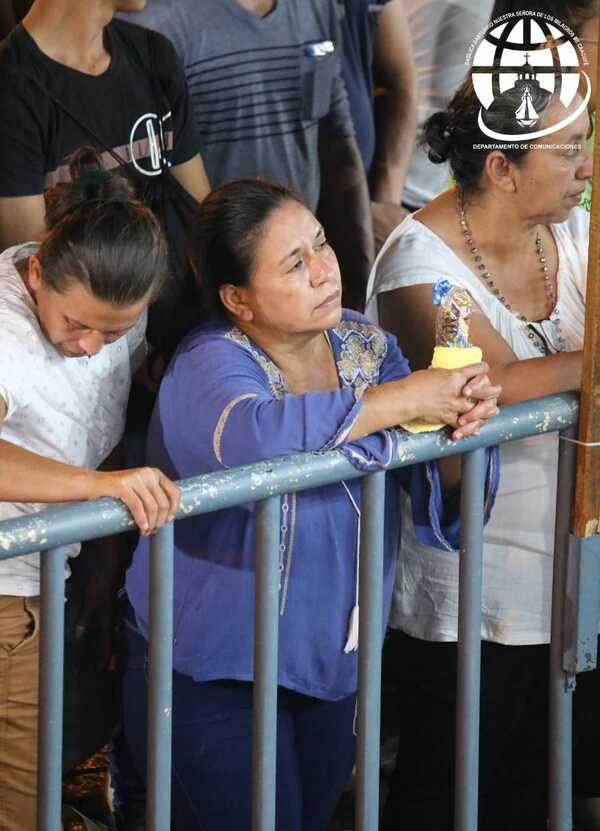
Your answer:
[347,362,499,442]
[152,30,210,203]
[171,154,210,203]
[0,159,209,251]
[0,398,180,533]
[189,328,498,474]
[378,283,583,403]
[366,321,499,549]
[0,194,45,249]
[369,0,417,247]
[317,3,375,310]
[318,132,374,311]
[0,65,51,247]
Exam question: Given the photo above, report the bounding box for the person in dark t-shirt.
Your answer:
[0,0,210,352]
[0,0,210,247]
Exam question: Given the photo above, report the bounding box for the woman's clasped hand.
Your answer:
[389,362,500,439]
[350,361,500,444]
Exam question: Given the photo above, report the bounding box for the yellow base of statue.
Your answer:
[400,345,483,434]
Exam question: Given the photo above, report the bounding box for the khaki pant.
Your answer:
[0,596,40,831]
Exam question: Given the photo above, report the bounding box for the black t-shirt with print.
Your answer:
[0,19,199,195]
[0,19,201,355]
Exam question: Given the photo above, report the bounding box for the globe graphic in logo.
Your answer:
[471,15,591,141]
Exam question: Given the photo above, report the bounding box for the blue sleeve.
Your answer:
[337,322,411,470]
[163,322,416,473]
[404,449,501,552]
[164,334,367,472]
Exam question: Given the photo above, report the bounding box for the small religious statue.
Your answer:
[400,279,482,433]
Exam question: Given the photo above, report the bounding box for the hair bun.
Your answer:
[424,111,454,165]
[45,145,136,229]
[73,168,113,196]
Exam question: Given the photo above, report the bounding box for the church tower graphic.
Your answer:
[514,54,541,128]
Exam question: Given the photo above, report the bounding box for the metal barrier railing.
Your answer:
[0,392,586,831]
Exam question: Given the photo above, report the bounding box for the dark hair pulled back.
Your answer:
[190,178,305,320]
[39,146,168,306]
[424,76,554,193]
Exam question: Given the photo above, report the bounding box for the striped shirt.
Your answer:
[120,0,355,210]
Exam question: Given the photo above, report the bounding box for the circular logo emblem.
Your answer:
[468,12,591,141]
[129,111,173,177]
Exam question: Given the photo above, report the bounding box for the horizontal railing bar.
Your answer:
[0,393,578,559]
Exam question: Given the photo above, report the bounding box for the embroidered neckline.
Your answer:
[224,327,287,399]
[225,320,388,398]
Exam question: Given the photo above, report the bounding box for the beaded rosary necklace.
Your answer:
[457,189,566,354]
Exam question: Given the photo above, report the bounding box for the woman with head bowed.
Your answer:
[120,178,500,829]
[366,74,599,829]
[0,146,180,830]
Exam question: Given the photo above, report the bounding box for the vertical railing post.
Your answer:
[37,545,67,831]
[549,429,577,831]
[252,496,281,831]
[454,448,486,831]
[146,522,175,831]
[356,471,386,831]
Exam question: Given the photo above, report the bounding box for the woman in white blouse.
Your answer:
[366,76,598,830]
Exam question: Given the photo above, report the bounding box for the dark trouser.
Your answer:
[122,626,356,830]
[382,630,600,831]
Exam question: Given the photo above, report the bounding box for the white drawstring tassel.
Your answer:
[344,603,360,654]
[341,482,361,653]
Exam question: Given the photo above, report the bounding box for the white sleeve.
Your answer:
[365,217,463,321]
[0,330,25,421]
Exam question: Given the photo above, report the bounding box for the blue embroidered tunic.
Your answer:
[126,310,497,700]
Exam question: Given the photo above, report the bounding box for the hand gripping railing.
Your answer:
[0,393,582,831]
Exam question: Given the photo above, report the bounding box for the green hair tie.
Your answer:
[73,169,112,193]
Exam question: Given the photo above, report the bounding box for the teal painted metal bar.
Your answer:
[356,472,386,831]
[563,530,600,674]
[0,395,579,559]
[37,545,66,831]
[454,449,486,831]
[0,393,580,831]
[549,429,577,831]
[147,522,175,831]
[252,497,281,831]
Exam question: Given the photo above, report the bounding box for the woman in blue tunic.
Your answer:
[122,179,500,830]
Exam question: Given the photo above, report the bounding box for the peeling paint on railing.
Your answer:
[0,392,579,559]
